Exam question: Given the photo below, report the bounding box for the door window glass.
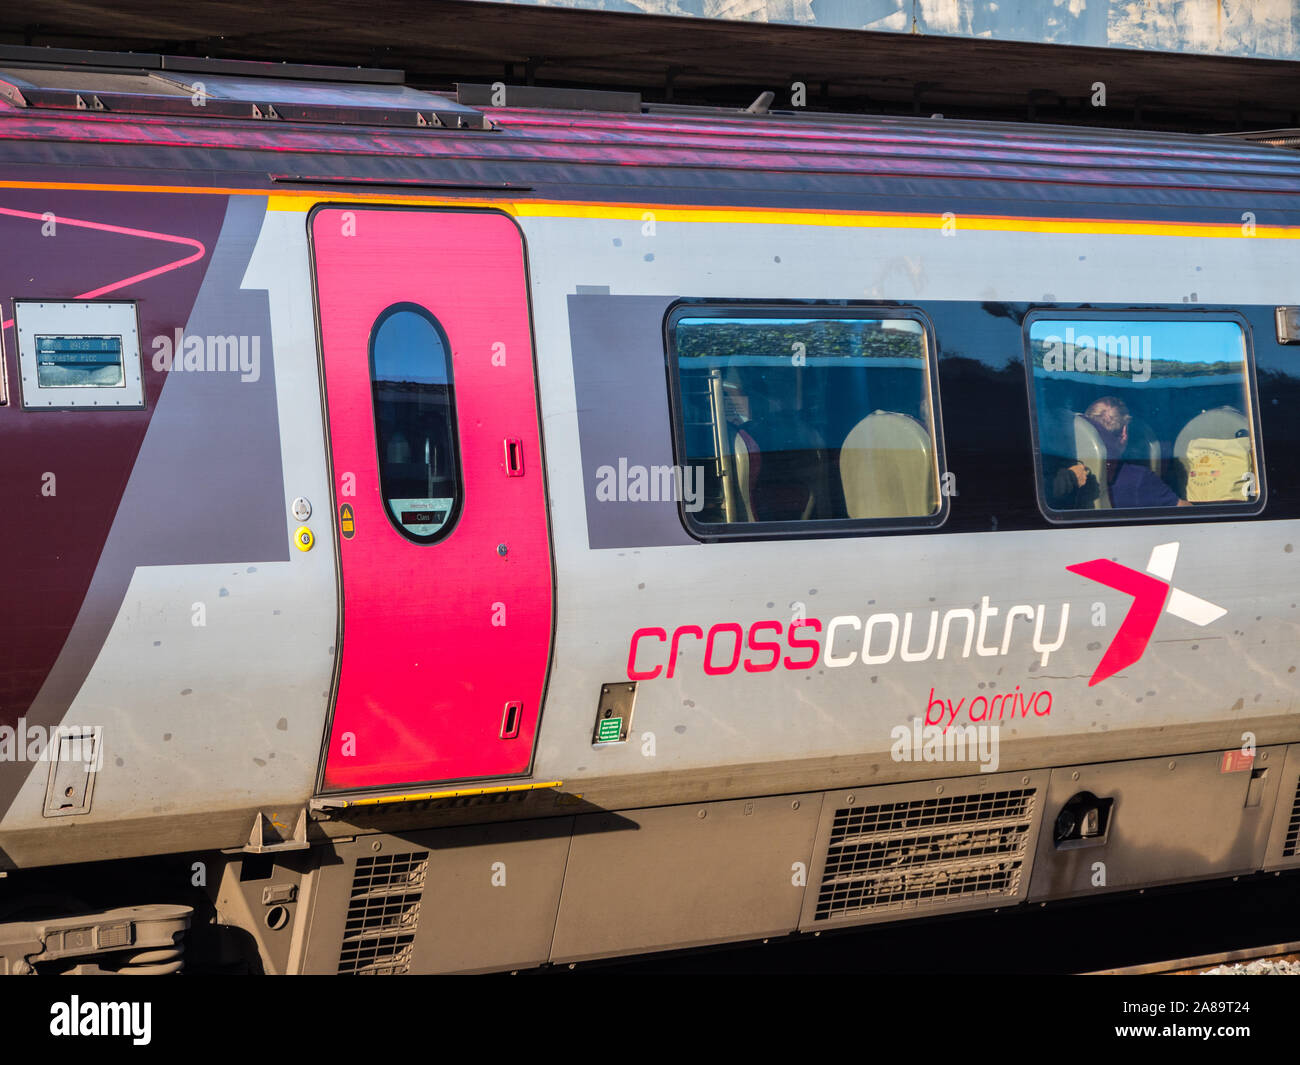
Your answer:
[370,304,461,542]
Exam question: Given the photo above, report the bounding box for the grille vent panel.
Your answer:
[1283,779,1300,859]
[338,850,429,975]
[815,788,1036,921]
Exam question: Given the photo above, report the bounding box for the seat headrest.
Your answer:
[1174,406,1248,462]
[842,410,930,452]
[1072,414,1110,509]
[839,410,936,519]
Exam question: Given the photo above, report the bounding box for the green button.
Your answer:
[597,717,623,743]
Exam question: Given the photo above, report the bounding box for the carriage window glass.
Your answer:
[1026,317,1262,517]
[370,304,461,543]
[669,312,943,534]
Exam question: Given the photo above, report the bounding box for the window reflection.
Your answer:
[1027,319,1258,514]
[672,314,941,527]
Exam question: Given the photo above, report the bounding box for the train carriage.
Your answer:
[0,45,1298,973]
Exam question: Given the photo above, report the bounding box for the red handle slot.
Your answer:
[504,438,524,477]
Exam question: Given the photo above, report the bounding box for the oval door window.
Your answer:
[369,303,462,543]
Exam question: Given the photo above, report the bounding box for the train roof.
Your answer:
[3,44,1300,214]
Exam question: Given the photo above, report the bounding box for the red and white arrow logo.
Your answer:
[1067,542,1225,686]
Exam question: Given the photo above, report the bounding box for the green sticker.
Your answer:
[597,717,623,743]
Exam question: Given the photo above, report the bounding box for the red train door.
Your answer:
[312,207,552,791]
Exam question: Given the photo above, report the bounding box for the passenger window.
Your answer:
[668,309,944,534]
[1026,316,1262,517]
[369,304,461,543]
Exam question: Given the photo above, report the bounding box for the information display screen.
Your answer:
[388,497,454,538]
[35,335,126,388]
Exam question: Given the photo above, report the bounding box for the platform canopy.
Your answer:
[3,0,1300,131]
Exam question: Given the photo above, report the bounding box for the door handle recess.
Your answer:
[504,438,524,477]
[500,701,522,739]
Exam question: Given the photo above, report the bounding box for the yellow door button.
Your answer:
[295,526,314,552]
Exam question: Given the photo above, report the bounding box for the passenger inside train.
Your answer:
[1076,396,1190,509]
[1029,318,1261,515]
